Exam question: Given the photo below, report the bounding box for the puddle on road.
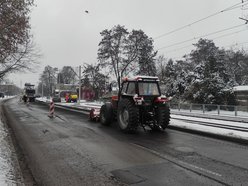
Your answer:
[0,118,24,185]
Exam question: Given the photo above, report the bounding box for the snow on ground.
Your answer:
[233,85,248,91]
[0,96,25,185]
[36,97,50,103]
[0,96,15,100]
[172,114,248,128]
[172,107,248,118]
[171,115,248,141]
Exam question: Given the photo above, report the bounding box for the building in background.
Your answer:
[233,86,248,106]
[0,84,21,96]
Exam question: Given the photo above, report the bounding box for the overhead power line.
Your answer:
[154,1,248,40]
[211,28,248,41]
[157,24,247,50]
[163,41,248,60]
[161,29,248,54]
[239,17,248,24]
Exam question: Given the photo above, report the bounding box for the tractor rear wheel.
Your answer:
[155,104,170,130]
[100,102,113,126]
[117,98,139,133]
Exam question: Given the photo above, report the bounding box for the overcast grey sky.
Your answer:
[10,0,248,87]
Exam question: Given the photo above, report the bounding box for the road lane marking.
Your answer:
[177,160,222,177]
[131,143,222,177]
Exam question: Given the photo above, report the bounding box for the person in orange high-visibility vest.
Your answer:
[65,93,69,102]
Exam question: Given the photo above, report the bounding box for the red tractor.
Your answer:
[99,76,170,132]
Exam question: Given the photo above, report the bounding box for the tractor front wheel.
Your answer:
[100,102,113,126]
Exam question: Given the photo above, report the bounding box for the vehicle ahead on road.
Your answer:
[52,95,61,103]
[52,89,61,102]
[99,76,171,132]
[22,83,35,102]
[0,92,4,98]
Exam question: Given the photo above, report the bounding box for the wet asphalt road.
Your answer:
[3,97,248,186]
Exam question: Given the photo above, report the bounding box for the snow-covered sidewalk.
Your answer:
[171,115,248,142]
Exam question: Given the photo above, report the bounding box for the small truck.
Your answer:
[23,83,36,102]
[65,92,78,103]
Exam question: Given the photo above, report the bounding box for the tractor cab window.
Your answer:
[126,82,136,95]
[121,82,128,94]
[138,82,160,96]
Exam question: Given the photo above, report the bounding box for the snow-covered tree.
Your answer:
[59,66,77,84]
[183,39,229,104]
[82,63,109,99]
[38,66,57,96]
[224,49,248,86]
[160,38,248,105]
[98,25,157,89]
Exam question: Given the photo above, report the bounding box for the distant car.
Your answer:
[0,92,5,98]
[52,96,61,102]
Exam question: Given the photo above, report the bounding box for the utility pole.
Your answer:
[42,81,44,98]
[78,65,81,104]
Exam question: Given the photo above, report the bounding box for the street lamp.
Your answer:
[78,65,82,104]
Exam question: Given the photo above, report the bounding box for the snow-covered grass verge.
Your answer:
[171,115,248,141]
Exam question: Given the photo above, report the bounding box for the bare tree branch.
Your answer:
[0,0,38,80]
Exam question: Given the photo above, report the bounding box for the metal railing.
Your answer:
[169,103,248,118]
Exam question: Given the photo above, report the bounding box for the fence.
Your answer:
[169,103,248,118]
